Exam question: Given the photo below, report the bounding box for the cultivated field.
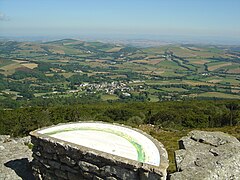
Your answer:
[0,39,239,101]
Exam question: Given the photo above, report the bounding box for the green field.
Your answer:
[0,39,239,104]
[198,92,240,99]
[160,87,188,92]
[101,94,119,101]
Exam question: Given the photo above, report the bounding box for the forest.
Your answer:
[0,100,239,137]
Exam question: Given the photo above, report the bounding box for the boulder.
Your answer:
[170,130,240,180]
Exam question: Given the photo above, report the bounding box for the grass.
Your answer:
[219,78,240,86]
[45,73,54,77]
[160,87,188,92]
[0,95,6,100]
[139,125,188,173]
[207,62,232,71]
[0,59,15,68]
[48,46,66,54]
[101,94,119,101]
[161,71,185,77]
[145,80,182,86]
[198,92,240,99]
[119,62,149,71]
[169,46,197,57]
[0,63,22,71]
[188,59,210,65]
[21,63,38,69]
[228,68,240,74]
[207,79,222,83]
[61,46,84,55]
[107,74,128,79]
[106,47,122,53]
[167,46,226,58]
[60,72,75,78]
[157,60,184,70]
[34,92,50,97]
[2,89,20,95]
[149,94,159,102]
[183,80,213,86]
[179,62,196,71]
[143,47,166,54]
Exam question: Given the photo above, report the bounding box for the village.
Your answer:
[73,81,133,95]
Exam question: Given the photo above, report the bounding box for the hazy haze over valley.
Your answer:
[0,0,240,45]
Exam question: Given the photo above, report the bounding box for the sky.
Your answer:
[0,0,240,43]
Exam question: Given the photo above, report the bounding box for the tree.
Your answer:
[226,102,239,126]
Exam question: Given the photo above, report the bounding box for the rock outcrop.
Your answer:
[170,130,240,180]
[1,130,239,180]
[0,135,34,180]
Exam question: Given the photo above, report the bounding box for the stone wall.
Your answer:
[30,124,168,180]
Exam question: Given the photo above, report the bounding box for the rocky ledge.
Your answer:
[170,130,240,180]
[0,135,34,180]
[1,130,240,180]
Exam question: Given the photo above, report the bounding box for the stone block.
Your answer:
[140,171,162,180]
[44,144,56,154]
[60,155,76,166]
[61,164,78,174]
[42,152,53,160]
[101,165,138,180]
[93,175,104,180]
[78,161,100,173]
[67,172,83,180]
[48,160,61,169]
[105,177,117,180]
[83,171,94,179]
[55,169,67,179]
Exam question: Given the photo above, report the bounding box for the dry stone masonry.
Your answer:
[30,122,169,180]
[1,129,239,179]
[170,130,240,180]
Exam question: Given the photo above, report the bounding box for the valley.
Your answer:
[0,39,240,108]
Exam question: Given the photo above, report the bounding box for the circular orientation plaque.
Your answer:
[39,122,160,166]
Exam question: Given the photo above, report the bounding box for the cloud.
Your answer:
[0,12,10,21]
